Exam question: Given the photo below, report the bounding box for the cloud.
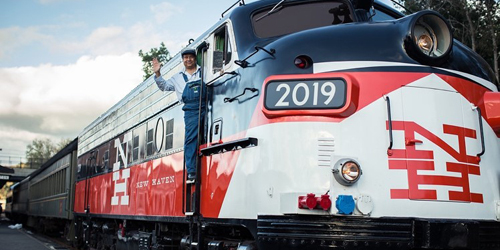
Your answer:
[0,53,143,157]
[0,26,53,61]
[53,21,194,62]
[150,2,183,24]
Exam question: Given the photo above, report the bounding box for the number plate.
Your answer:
[264,79,347,110]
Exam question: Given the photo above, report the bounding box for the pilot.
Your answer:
[152,48,205,181]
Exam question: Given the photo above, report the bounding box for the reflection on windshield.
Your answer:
[252,1,353,38]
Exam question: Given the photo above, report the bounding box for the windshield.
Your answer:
[252,1,353,38]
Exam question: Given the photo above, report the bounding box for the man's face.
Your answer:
[182,54,196,69]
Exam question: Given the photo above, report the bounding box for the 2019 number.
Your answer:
[275,81,337,107]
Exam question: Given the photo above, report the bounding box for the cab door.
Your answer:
[201,23,238,148]
[392,74,482,203]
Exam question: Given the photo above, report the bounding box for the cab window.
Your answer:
[371,7,399,21]
[213,25,232,72]
[252,1,353,38]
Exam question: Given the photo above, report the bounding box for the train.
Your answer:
[6,0,500,249]
[5,138,78,238]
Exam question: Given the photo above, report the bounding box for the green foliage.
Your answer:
[138,42,171,81]
[25,138,71,168]
[56,138,73,151]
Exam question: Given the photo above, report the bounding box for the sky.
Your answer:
[0,0,394,166]
[0,0,254,165]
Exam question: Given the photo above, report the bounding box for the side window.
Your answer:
[371,7,398,21]
[146,128,154,156]
[226,35,232,65]
[213,25,233,73]
[103,150,109,172]
[165,118,174,150]
[133,135,140,161]
[93,150,100,174]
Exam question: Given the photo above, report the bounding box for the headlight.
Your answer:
[333,159,361,186]
[405,11,453,66]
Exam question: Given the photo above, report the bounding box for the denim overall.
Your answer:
[181,71,205,176]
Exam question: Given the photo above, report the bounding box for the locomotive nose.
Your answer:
[252,9,453,74]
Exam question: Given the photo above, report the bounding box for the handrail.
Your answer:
[235,46,276,68]
[222,0,245,17]
[384,95,394,156]
[474,106,486,158]
[206,71,238,86]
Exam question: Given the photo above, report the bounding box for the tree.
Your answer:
[138,42,171,80]
[26,138,56,168]
[25,138,70,168]
[483,0,499,82]
[56,138,73,151]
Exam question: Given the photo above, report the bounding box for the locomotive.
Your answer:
[8,0,500,249]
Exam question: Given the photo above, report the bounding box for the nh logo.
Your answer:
[388,121,483,203]
[111,132,132,206]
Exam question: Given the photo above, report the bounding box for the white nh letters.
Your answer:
[111,132,132,206]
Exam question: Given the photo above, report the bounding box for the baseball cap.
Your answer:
[181,48,196,57]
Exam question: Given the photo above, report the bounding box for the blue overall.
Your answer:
[181,72,205,175]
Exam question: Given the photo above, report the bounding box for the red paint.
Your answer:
[439,74,499,137]
[75,132,245,219]
[482,92,500,136]
[250,72,495,133]
[199,131,246,218]
[405,138,423,146]
[75,153,186,217]
[250,72,430,128]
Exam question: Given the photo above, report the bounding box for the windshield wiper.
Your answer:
[255,0,287,22]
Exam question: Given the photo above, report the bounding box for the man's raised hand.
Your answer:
[152,57,161,76]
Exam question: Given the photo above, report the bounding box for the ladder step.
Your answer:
[185,212,194,216]
[191,242,199,249]
[186,179,196,184]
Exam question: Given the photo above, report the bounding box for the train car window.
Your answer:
[133,135,140,161]
[253,1,353,38]
[94,150,102,174]
[165,118,174,150]
[146,128,154,156]
[103,150,109,172]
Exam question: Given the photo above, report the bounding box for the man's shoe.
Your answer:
[187,173,196,180]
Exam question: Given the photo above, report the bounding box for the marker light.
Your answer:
[294,55,312,69]
[333,159,362,186]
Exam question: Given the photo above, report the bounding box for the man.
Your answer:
[153,48,205,181]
